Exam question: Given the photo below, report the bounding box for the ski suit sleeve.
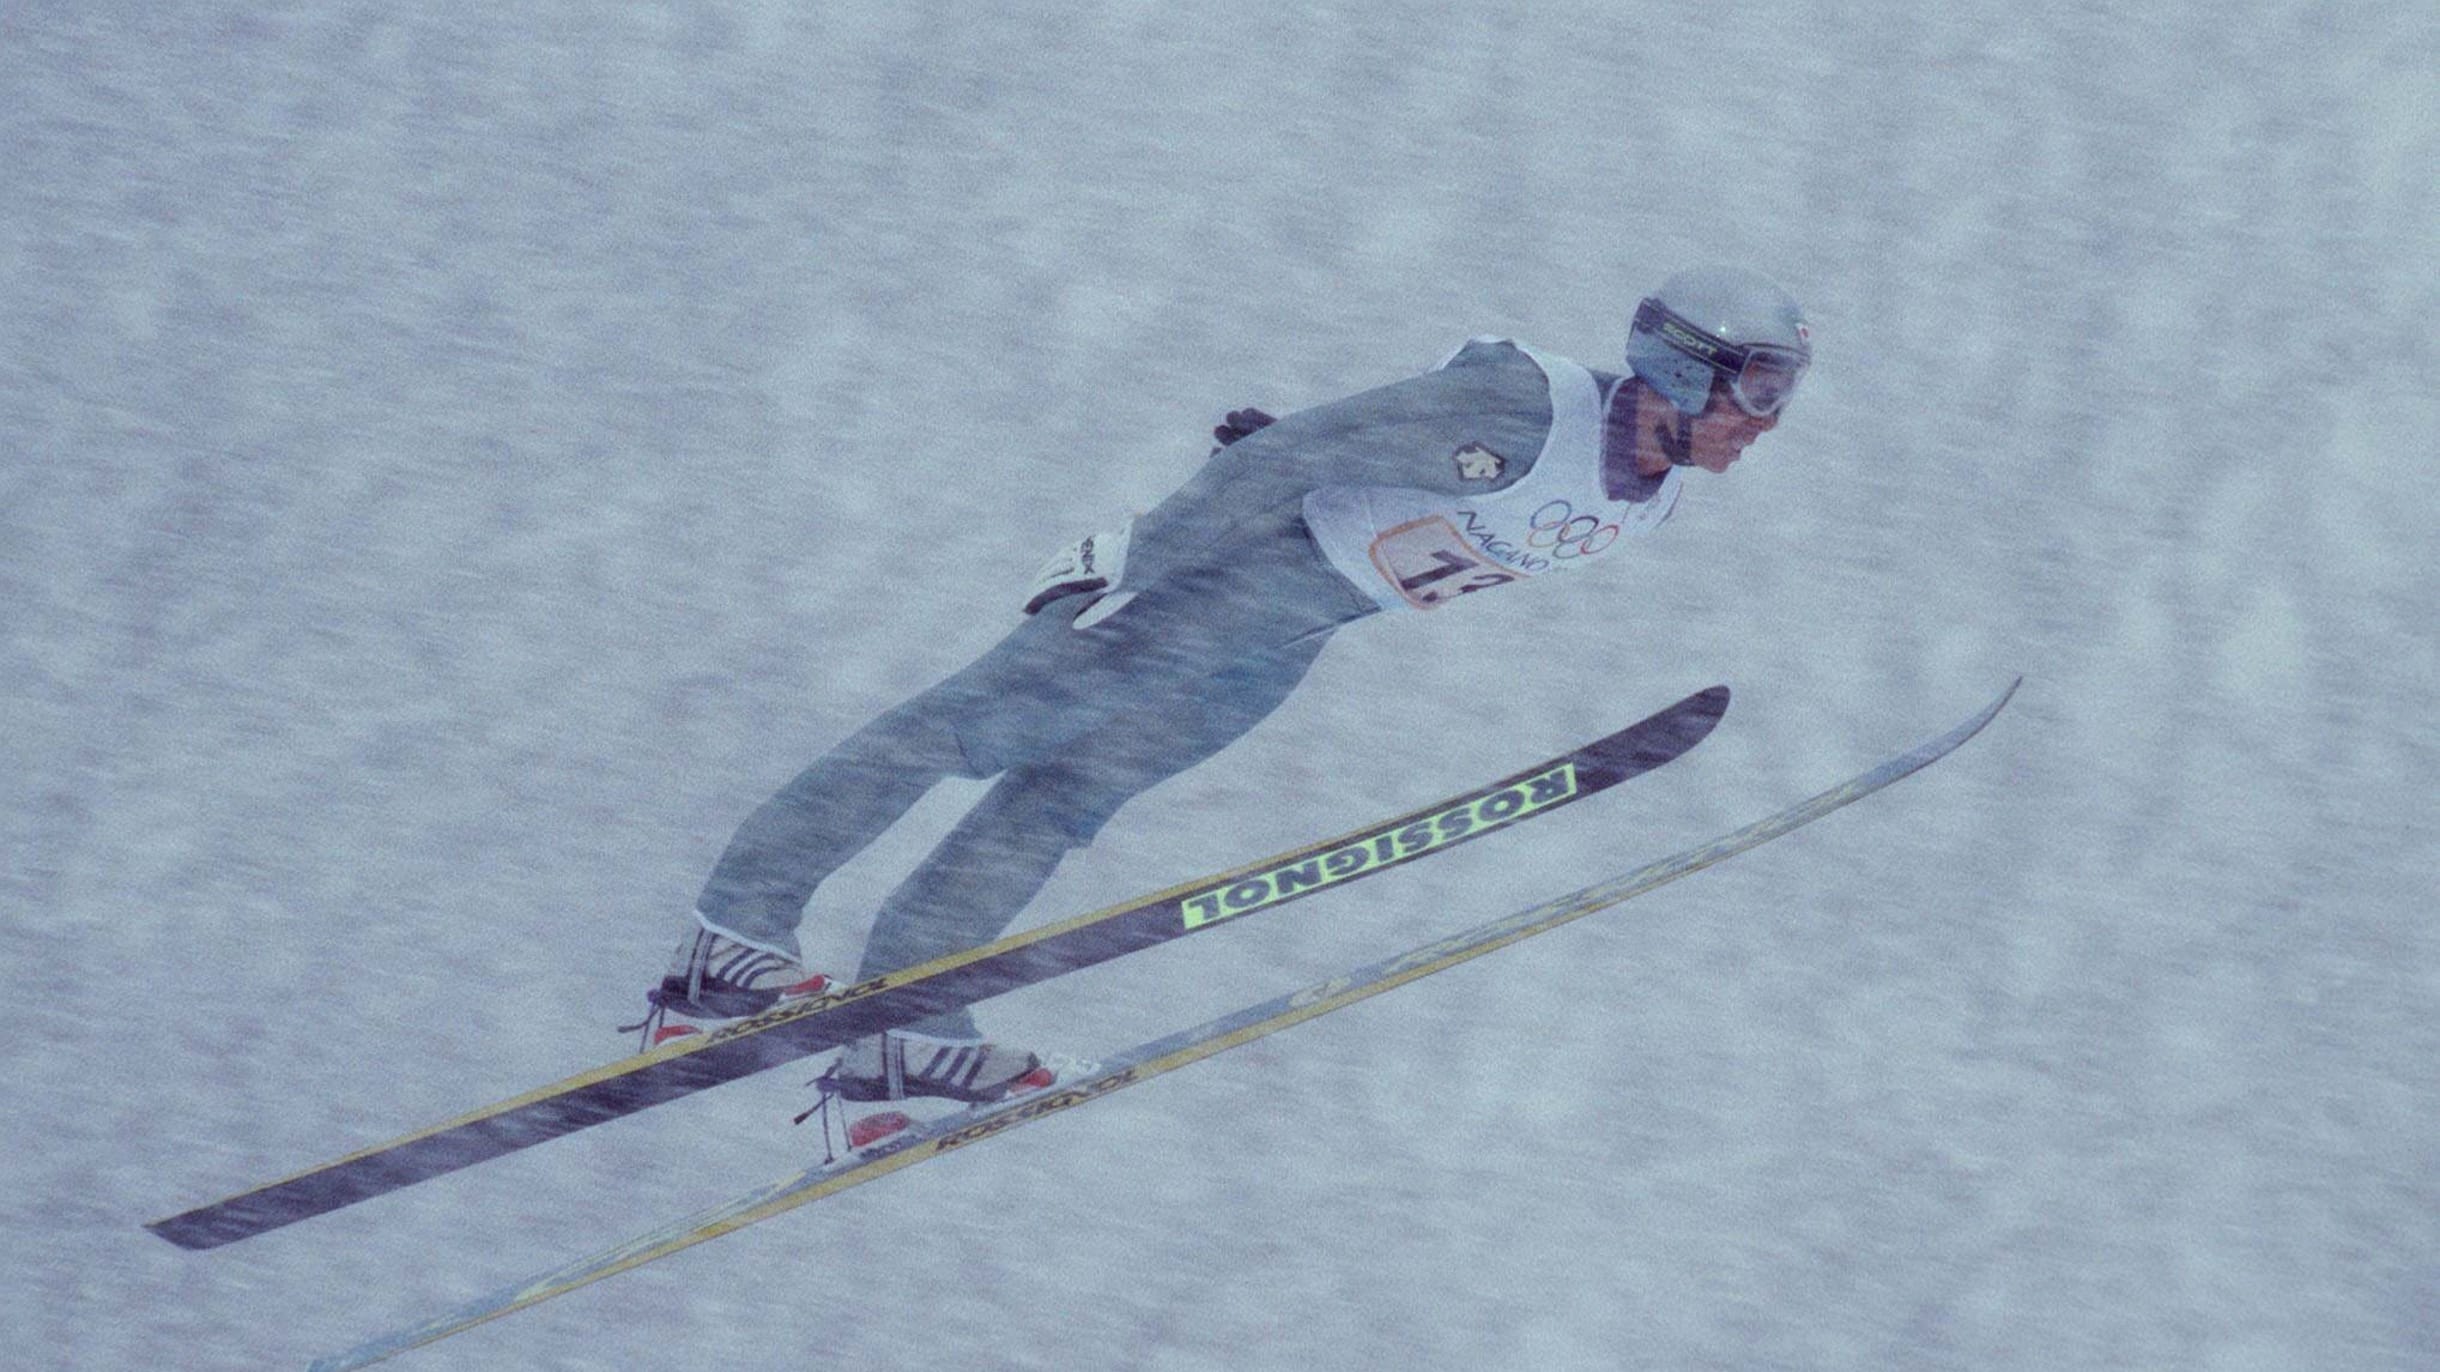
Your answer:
[1119,342,1555,593]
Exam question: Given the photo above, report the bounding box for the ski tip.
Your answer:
[1982,675,2024,726]
[1683,682,1732,739]
[1572,684,1730,782]
[1663,683,1730,733]
[1578,683,1731,783]
[1907,676,2022,768]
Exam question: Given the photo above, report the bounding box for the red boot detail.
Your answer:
[848,1111,913,1149]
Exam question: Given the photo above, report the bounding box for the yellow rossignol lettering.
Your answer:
[1177,763,1579,930]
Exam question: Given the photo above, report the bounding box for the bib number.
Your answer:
[1369,516,1520,610]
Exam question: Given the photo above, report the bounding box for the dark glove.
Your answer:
[1209,407,1277,454]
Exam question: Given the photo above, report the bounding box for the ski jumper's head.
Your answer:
[1623,266,1811,475]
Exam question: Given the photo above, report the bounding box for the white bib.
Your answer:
[1303,339,1681,612]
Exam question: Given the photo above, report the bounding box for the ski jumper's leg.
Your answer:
[852,631,1334,1038]
[695,504,1374,955]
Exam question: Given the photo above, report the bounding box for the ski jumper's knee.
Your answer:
[1018,767,1136,846]
[956,760,1134,847]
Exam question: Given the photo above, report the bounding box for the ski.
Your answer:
[309,680,2016,1371]
[149,686,1729,1251]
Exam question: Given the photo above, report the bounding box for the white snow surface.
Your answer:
[4,4,2435,1370]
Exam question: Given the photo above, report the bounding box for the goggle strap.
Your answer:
[1635,297,1807,418]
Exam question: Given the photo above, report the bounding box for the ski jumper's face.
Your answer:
[1677,377,1781,474]
[1625,376,1783,478]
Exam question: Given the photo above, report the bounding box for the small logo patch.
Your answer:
[1453,443,1507,481]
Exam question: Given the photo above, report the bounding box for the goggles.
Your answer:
[1632,298,1809,418]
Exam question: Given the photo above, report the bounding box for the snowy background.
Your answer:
[4,2,2434,1369]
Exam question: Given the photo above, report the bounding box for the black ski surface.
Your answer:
[149,685,1728,1250]
[307,679,2016,1371]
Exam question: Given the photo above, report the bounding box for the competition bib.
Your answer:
[1303,339,1680,613]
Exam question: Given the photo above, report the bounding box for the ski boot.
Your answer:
[620,918,831,1050]
[797,1030,1068,1156]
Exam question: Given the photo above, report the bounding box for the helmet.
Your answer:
[1625,266,1812,418]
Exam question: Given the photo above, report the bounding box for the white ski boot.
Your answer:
[621,918,830,1050]
[827,1030,1053,1104]
[799,1030,1074,1156]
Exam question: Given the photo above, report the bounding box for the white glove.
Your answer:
[1023,520,1132,615]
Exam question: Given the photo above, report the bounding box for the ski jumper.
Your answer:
[696,340,1679,1038]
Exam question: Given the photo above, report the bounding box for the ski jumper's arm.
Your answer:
[1119,340,1555,593]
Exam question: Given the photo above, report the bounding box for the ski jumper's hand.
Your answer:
[1209,407,1277,454]
[1022,522,1133,615]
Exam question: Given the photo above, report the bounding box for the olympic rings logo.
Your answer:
[1527,500,1620,559]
